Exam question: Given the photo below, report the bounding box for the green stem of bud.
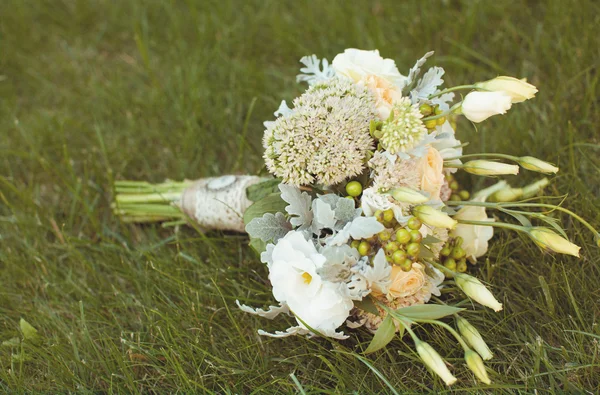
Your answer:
[427,84,481,99]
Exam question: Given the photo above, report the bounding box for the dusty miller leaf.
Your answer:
[245,212,291,242]
[312,198,336,232]
[334,198,359,224]
[403,51,434,92]
[411,66,445,101]
[279,184,313,228]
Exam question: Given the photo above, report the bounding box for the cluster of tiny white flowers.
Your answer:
[263,78,377,186]
[368,151,421,193]
[379,98,428,154]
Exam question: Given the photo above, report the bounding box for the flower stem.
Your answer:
[455,219,527,232]
[443,153,520,162]
[415,319,471,352]
[428,85,478,99]
[422,103,462,121]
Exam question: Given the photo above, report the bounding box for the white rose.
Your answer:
[461,91,512,123]
[360,186,394,217]
[268,231,354,333]
[451,206,494,261]
[332,49,407,87]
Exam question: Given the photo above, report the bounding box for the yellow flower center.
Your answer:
[301,272,313,284]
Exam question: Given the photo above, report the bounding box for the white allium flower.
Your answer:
[267,231,354,334]
[379,98,428,154]
[263,78,377,186]
[332,48,407,87]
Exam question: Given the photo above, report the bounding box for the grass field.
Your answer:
[1,0,600,392]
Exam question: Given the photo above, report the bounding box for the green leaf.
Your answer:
[419,245,435,260]
[20,318,40,343]
[364,315,396,354]
[2,337,20,347]
[394,304,464,321]
[422,235,442,244]
[355,297,379,316]
[243,192,287,226]
[246,178,281,202]
[248,237,267,256]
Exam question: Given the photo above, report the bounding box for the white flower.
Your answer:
[357,74,403,119]
[360,187,395,217]
[451,206,494,262]
[475,76,537,103]
[416,340,457,386]
[432,121,462,173]
[461,91,512,123]
[528,227,581,257]
[332,49,407,87]
[267,231,354,334]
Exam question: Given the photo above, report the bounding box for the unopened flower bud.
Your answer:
[475,76,537,103]
[390,187,429,204]
[465,349,491,384]
[491,187,523,202]
[461,91,512,123]
[518,156,559,174]
[462,160,519,176]
[454,273,503,312]
[415,340,457,386]
[456,317,493,360]
[412,205,457,229]
[528,227,580,257]
[521,178,549,198]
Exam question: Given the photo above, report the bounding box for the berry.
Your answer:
[450,194,462,201]
[440,246,452,257]
[444,258,457,271]
[400,259,413,272]
[409,229,423,243]
[384,241,399,254]
[392,250,407,265]
[358,241,370,256]
[350,240,360,249]
[345,181,363,197]
[457,259,468,273]
[459,190,470,200]
[378,230,391,242]
[424,119,437,129]
[406,242,420,257]
[436,116,446,126]
[450,181,459,190]
[395,228,411,244]
[419,103,433,115]
[383,209,395,223]
[451,247,466,260]
[407,217,422,230]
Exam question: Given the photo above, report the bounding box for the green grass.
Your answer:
[1,0,600,392]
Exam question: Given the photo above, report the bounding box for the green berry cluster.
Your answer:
[350,209,424,273]
[440,236,468,277]
[419,103,446,130]
[446,173,470,202]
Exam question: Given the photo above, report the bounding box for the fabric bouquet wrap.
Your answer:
[113,49,598,385]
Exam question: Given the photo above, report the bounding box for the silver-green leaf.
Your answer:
[364,315,396,354]
[245,212,291,242]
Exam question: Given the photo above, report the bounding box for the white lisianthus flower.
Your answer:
[475,76,537,103]
[332,49,407,87]
[267,231,354,334]
[432,121,463,173]
[360,187,395,217]
[451,206,494,262]
[461,91,512,123]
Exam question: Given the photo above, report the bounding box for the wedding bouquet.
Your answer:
[113,49,598,385]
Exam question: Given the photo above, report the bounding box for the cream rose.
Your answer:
[419,146,445,201]
[387,263,427,299]
[332,49,407,87]
[451,206,494,261]
[357,75,403,119]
